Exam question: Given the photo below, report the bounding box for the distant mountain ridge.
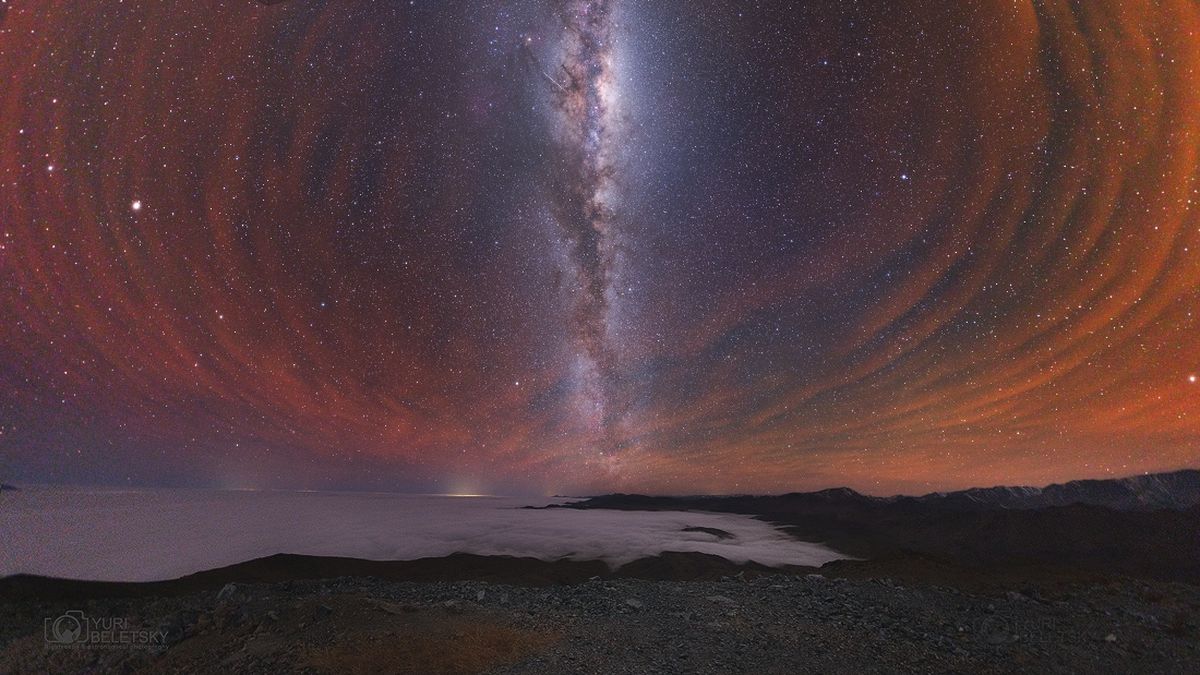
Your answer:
[762,469,1200,511]
[904,470,1200,511]
[580,469,1200,512]
[562,470,1200,582]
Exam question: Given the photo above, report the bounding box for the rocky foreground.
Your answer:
[2,567,1198,674]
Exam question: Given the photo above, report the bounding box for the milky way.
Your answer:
[539,0,624,455]
[1,0,1198,494]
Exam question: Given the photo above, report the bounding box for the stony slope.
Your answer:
[2,573,1197,673]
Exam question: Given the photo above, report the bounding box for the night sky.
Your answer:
[1,0,1198,495]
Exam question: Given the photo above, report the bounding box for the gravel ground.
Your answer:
[2,572,1197,673]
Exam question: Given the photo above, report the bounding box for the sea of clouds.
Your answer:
[0,487,848,581]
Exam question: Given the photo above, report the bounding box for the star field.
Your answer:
[1,0,1198,494]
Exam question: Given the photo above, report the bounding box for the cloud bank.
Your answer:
[0,488,846,582]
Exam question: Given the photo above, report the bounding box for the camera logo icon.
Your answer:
[44,610,86,645]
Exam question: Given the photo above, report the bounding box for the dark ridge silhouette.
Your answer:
[0,551,809,604]
[681,526,736,540]
[556,495,1200,584]
[564,469,1200,512]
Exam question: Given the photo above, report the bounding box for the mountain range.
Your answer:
[903,469,1200,511]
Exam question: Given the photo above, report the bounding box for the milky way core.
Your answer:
[1,0,1198,494]
[540,0,625,455]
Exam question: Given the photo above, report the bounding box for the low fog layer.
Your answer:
[0,488,847,581]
